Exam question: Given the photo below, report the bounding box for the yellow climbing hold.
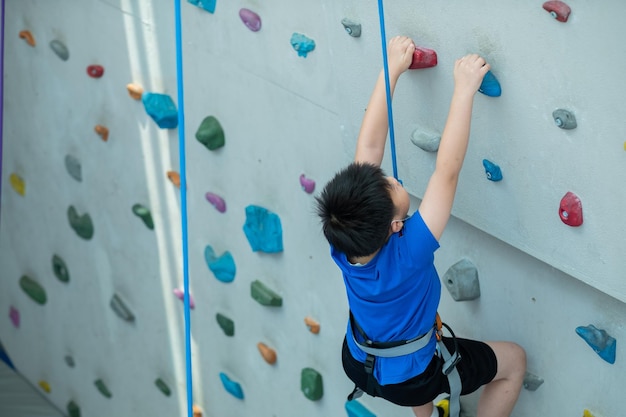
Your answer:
[10,173,25,196]
[38,380,51,393]
[583,410,595,417]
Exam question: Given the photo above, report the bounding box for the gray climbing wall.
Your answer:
[0,1,624,417]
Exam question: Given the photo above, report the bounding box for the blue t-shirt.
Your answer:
[331,212,441,385]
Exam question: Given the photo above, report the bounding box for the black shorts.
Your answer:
[342,336,497,407]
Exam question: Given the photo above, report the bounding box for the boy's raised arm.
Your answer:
[419,54,490,241]
[354,36,415,166]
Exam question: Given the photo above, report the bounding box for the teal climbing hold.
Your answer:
[301,368,323,401]
[345,400,376,417]
[442,258,480,301]
[94,379,112,398]
[19,275,47,305]
[575,325,616,364]
[482,159,503,182]
[204,245,236,282]
[290,33,316,57]
[216,313,235,336]
[187,0,216,13]
[219,372,244,399]
[110,293,135,322]
[65,155,82,182]
[52,254,70,283]
[154,378,171,396]
[68,206,94,240]
[132,204,154,230]
[67,400,81,417]
[251,280,282,307]
[478,70,501,97]
[243,205,283,253]
[195,116,225,150]
[142,92,178,129]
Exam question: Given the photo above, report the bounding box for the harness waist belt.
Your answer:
[352,327,435,358]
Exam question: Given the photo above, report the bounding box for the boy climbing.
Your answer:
[316,36,526,417]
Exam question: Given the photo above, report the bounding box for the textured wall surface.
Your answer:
[1,1,624,417]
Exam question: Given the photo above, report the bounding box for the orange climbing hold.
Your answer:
[304,316,320,334]
[193,405,203,417]
[126,83,144,100]
[19,30,36,46]
[257,342,277,364]
[167,171,181,188]
[94,125,109,142]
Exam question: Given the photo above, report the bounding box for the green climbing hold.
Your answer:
[67,400,81,417]
[195,116,225,151]
[301,367,323,401]
[67,206,94,240]
[154,378,172,396]
[94,379,112,398]
[110,293,135,322]
[216,313,235,336]
[19,275,47,305]
[251,280,282,307]
[132,204,154,230]
[52,255,70,283]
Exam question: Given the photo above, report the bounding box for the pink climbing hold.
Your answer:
[299,174,315,194]
[409,46,437,69]
[205,192,226,213]
[87,65,105,78]
[239,8,261,32]
[543,1,571,22]
[559,191,583,227]
[9,306,20,328]
[173,288,195,309]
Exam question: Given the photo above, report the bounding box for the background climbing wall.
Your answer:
[0,2,624,417]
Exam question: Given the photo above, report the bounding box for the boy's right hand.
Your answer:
[387,36,416,79]
[453,54,490,97]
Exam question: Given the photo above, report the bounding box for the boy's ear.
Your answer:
[390,220,404,234]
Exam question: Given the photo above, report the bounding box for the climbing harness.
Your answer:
[174,1,194,417]
[347,312,463,417]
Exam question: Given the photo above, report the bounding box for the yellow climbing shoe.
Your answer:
[436,397,449,417]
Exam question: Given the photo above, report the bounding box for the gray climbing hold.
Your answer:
[341,18,362,37]
[65,355,75,368]
[110,293,135,322]
[442,258,480,301]
[50,40,69,61]
[65,155,82,182]
[523,371,544,391]
[410,127,441,152]
[552,108,577,129]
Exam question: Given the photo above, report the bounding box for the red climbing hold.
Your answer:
[409,47,437,69]
[543,1,571,22]
[559,191,583,227]
[87,65,105,78]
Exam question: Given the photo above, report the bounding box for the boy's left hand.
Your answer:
[387,36,416,78]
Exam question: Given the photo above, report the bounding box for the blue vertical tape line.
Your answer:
[376,0,399,181]
[174,1,194,417]
[0,0,6,218]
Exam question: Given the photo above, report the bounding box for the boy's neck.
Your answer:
[349,250,379,265]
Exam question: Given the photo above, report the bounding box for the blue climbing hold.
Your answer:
[478,70,501,97]
[575,325,616,364]
[142,92,178,129]
[346,400,376,417]
[290,33,316,57]
[243,205,283,253]
[187,0,216,13]
[482,159,503,181]
[204,245,236,283]
[219,372,244,399]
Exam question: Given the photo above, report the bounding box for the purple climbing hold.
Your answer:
[9,306,20,328]
[205,192,226,213]
[299,174,315,194]
[173,288,195,309]
[239,8,261,32]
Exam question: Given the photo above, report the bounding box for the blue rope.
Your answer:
[173,1,194,417]
[376,0,399,181]
[0,0,6,220]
